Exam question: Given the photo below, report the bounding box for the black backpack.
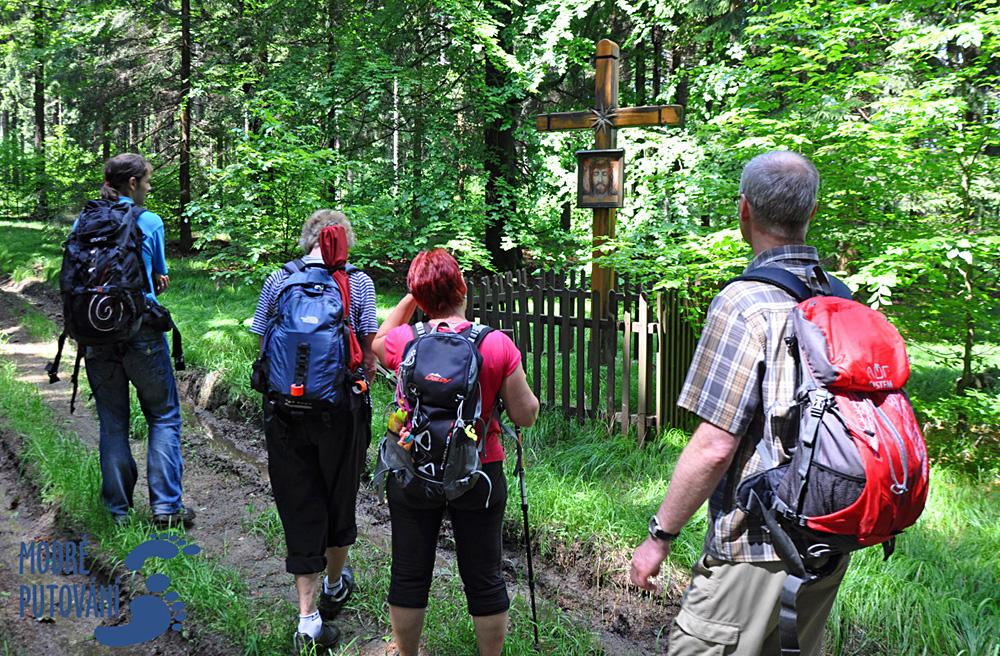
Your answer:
[46,200,184,412]
[374,322,495,505]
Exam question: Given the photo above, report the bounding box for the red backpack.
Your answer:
[731,266,929,656]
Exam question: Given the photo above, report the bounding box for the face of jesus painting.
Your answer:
[576,149,625,208]
[589,159,612,195]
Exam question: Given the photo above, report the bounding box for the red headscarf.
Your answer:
[319,225,363,370]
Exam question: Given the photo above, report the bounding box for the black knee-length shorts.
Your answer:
[386,460,509,617]
[263,397,370,575]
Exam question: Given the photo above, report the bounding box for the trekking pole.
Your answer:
[508,422,540,651]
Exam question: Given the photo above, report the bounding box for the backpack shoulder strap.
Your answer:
[807,267,852,300]
[413,321,428,338]
[726,266,852,303]
[281,258,306,276]
[467,323,493,349]
[726,267,813,303]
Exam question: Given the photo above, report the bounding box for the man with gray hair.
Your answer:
[250,209,378,654]
[629,151,849,655]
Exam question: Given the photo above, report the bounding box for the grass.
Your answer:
[504,414,706,566]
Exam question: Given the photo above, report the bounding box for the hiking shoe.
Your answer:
[152,507,196,529]
[292,622,340,655]
[318,567,354,622]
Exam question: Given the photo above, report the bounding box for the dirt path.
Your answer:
[0,277,678,655]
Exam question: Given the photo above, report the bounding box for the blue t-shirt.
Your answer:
[72,196,168,303]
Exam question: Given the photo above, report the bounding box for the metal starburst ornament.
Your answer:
[590,106,616,134]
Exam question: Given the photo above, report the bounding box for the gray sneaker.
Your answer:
[292,622,340,655]
[318,567,354,622]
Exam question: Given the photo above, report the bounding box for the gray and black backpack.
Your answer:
[374,322,495,505]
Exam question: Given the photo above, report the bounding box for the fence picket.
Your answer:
[576,286,586,420]
[637,293,650,447]
[532,282,543,399]
[606,291,617,421]
[622,308,632,438]
[655,292,666,434]
[561,275,571,414]
[518,271,530,358]
[590,289,600,418]
[546,272,556,407]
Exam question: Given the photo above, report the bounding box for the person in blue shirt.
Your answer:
[81,153,193,528]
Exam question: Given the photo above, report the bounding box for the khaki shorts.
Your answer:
[668,553,849,656]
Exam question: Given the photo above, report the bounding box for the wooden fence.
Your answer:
[460,269,698,444]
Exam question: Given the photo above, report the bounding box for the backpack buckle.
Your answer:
[809,389,831,418]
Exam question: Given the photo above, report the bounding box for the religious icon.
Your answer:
[576,149,624,208]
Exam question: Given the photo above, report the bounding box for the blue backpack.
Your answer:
[253,259,356,413]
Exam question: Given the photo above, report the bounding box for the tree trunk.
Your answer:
[393,76,399,197]
[673,48,689,108]
[560,201,571,231]
[178,0,193,252]
[634,43,646,105]
[652,27,662,101]
[410,100,423,228]
[483,1,522,270]
[32,0,47,220]
[325,0,339,199]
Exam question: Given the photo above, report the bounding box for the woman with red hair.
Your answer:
[373,249,539,656]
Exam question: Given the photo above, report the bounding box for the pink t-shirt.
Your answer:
[384,321,522,463]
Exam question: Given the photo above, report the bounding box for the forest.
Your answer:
[0,0,997,654]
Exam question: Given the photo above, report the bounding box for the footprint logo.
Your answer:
[94,534,200,647]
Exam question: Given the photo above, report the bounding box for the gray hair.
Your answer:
[298,209,356,253]
[739,151,819,240]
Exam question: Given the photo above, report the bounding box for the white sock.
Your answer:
[297,610,322,638]
[323,574,344,597]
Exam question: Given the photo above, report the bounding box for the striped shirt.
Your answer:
[677,245,824,563]
[249,255,378,337]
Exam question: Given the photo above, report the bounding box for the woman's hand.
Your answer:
[372,294,419,366]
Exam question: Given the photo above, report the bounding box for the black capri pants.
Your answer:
[263,395,370,575]
[387,461,509,617]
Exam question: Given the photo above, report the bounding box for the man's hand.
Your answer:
[155,274,170,293]
[630,537,671,592]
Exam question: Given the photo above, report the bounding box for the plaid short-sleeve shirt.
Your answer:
[678,245,823,563]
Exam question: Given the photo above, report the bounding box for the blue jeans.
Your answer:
[84,329,184,517]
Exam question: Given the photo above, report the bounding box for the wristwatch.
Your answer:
[648,514,680,543]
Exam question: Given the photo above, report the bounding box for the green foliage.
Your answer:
[189,97,341,279]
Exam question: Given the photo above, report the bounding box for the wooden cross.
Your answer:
[535,39,684,313]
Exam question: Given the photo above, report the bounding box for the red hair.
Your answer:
[407,249,467,317]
